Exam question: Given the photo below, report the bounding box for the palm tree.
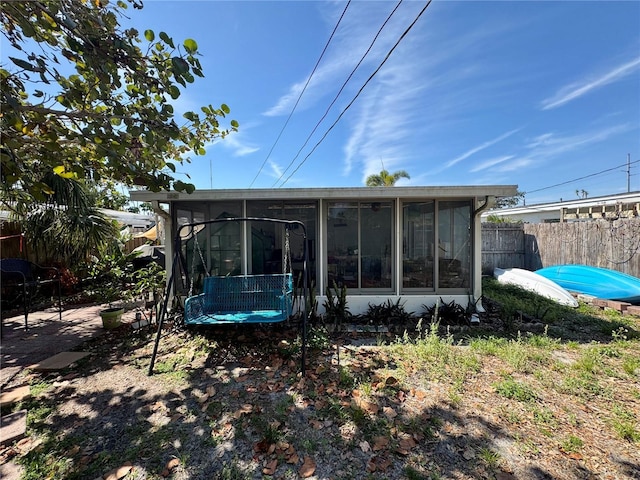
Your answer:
[365,169,410,186]
[17,172,119,266]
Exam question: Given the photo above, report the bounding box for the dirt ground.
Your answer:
[1,310,639,480]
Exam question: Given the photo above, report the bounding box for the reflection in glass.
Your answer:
[207,202,242,277]
[247,201,317,286]
[360,202,392,289]
[438,201,471,288]
[327,203,359,288]
[402,202,434,289]
[327,202,392,290]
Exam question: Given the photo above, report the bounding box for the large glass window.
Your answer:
[438,201,471,289]
[327,201,392,290]
[208,202,243,277]
[174,202,242,294]
[361,202,392,288]
[327,203,358,288]
[176,208,207,294]
[402,202,435,289]
[247,201,317,285]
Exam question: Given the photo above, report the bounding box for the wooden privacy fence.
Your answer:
[481,223,525,273]
[482,218,640,278]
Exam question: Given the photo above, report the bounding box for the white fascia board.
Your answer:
[129,185,518,203]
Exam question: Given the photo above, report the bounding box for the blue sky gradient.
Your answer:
[45,2,640,203]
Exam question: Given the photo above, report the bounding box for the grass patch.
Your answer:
[478,447,501,467]
[392,323,480,383]
[610,405,640,443]
[493,375,537,402]
[560,434,584,453]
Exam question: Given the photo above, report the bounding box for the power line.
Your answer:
[278,0,433,187]
[526,158,640,194]
[248,0,352,188]
[272,0,404,188]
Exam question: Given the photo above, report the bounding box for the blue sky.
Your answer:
[70,2,640,203]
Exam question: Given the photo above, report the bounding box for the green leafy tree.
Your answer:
[86,179,130,211]
[365,169,410,186]
[0,0,238,207]
[493,190,525,209]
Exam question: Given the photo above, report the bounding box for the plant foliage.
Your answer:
[365,169,410,187]
[1,0,238,206]
[365,298,414,326]
[323,282,351,327]
[422,298,468,325]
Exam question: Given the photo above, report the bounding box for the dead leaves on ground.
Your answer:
[102,461,133,480]
[151,339,430,478]
[254,438,315,477]
[299,455,317,477]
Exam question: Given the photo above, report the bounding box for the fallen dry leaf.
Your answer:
[385,376,399,386]
[383,406,397,419]
[262,459,277,475]
[359,440,371,452]
[396,436,417,455]
[298,455,316,478]
[102,461,133,480]
[412,388,427,400]
[309,418,323,429]
[373,436,390,451]
[377,456,392,472]
[166,458,180,470]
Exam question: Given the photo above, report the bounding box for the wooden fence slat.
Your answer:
[481,218,640,277]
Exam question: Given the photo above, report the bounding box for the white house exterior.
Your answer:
[130,185,517,315]
[482,191,640,224]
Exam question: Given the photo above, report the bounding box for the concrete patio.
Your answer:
[1,304,142,387]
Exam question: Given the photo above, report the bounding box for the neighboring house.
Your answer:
[129,185,517,315]
[0,208,155,232]
[482,191,640,224]
[98,208,155,234]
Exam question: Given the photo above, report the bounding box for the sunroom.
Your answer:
[129,185,517,316]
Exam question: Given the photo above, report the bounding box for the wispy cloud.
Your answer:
[445,129,521,169]
[540,56,640,110]
[491,158,533,173]
[476,123,633,179]
[262,61,348,117]
[525,124,634,158]
[268,160,283,180]
[210,132,259,157]
[469,155,514,173]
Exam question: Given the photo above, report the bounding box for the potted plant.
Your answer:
[99,304,124,329]
[88,252,134,329]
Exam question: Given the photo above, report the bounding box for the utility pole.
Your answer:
[627,153,631,193]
